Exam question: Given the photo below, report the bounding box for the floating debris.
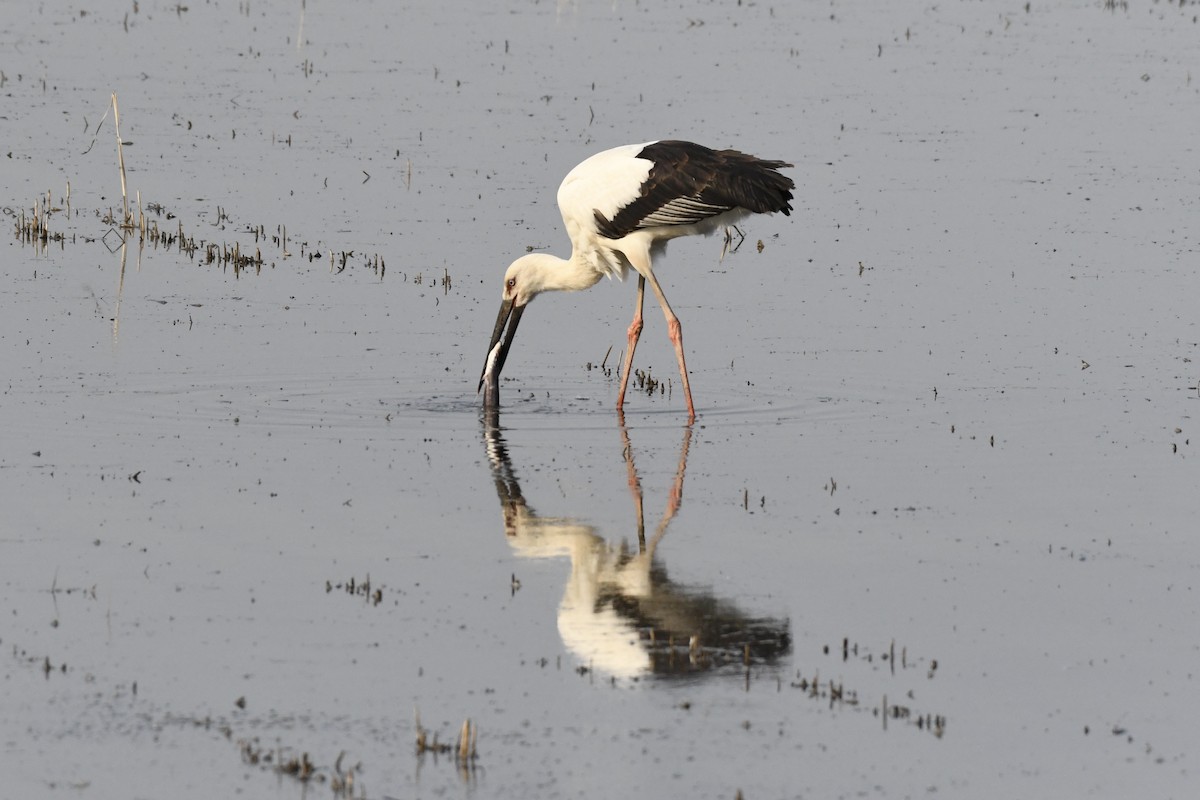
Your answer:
[793,637,947,738]
[13,194,69,248]
[325,574,385,607]
[237,738,361,796]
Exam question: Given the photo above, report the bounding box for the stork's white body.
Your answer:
[557,143,753,284]
[480,140,795,421]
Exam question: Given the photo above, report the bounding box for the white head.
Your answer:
[501,251,605,307]
[500,253,557,308]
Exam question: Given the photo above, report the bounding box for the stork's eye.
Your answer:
[506,278,516,289]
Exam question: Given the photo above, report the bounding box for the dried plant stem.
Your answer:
[457,720,471,760]
[111,92,130,226]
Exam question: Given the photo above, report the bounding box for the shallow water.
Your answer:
[3,0,1200,797]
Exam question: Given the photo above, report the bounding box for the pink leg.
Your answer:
[644,272,696,421]
[616,276,645,411]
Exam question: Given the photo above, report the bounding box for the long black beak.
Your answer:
[478,298,524,405]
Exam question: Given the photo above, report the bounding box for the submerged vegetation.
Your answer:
[10,93,420,284]
[13,183,393,281]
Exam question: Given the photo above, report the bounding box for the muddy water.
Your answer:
[3,0,1199,797]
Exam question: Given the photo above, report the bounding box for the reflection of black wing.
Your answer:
[599,562,792,676]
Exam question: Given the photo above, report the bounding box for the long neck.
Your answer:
[526,252,603,294]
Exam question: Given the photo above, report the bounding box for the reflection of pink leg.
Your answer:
[616,276,645,412]
[620,418,692,556]
[647,424,693,555]
[617,416,646,551]
[664,425,692,523]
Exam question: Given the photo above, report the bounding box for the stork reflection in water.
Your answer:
[482,411,790,679]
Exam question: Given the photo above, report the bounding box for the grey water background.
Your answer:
[3,1,1199,797]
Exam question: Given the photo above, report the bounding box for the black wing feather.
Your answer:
[594,140,794,240]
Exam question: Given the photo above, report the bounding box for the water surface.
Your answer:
[3,1,1199,797]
